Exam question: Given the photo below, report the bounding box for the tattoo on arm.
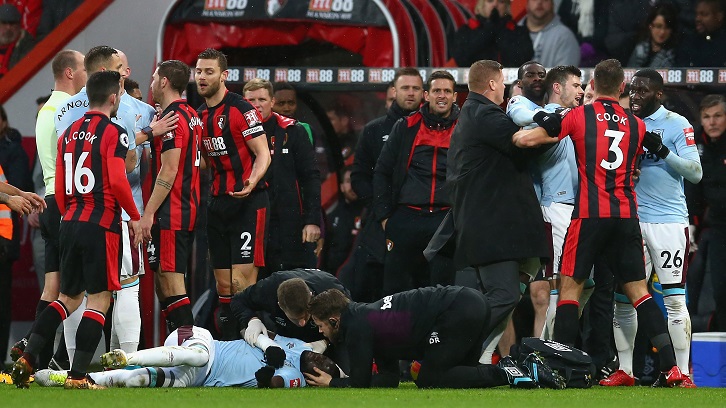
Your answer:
[155,179,173,190]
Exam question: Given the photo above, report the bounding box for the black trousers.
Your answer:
[0,257,13,363]
[383,207,454,295]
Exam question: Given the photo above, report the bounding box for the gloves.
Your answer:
[255,365,275,388]
[264,346,286,369]
[244,318,266,345]
[642,131,670,159]
[533,111,562,137]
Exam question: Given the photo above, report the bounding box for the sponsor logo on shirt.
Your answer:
[684,127,695,146]
[290,378,301,388]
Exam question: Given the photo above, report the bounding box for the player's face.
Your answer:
[150,68,163,104]
[245,88,274,119]
[130,88,143,101]
[518,64,546,102]
[695,2,724,34]
[491,71,506,105]
[425,78,456,118]
[701,104,726,139]
[559,75,584,108]
[629,76,661,118]
[394,75,424,111]
[312,315,339,342]
[110,87,121,118]
[583,82,595,105]
[339,170,357,203]
[195,58,226,99]
[273,89,297,117]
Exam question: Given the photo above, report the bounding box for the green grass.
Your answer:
[2,382,726,408]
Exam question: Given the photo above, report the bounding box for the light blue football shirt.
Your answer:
[636,106,700,223]
[535,103,578,206]
[506,95,542,127]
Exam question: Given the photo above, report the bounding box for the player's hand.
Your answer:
[304,367,332,387]
[642,131,670,159]
[150,111,179,137]
[129,220,143,247]
[255,365,275,388]
[632,168,641,181]
[229,179,253,199]
[5,195,33,215]
[20,191,46,213]
[264,346,286,369]
[27,212,40,228]
[302,224,321,243]
[688,224,698,253]
[139,214,154,242]
[533,111,562,137]
[244,318,266,345]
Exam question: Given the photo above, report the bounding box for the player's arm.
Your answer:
[134,110,179,146]
[351,124,376,201]
[506,96,537,127]
[512,127,558,147]
[292,125,322,243]
[140,148,180,239]
[230,135,271,198]
[372,119,403,228]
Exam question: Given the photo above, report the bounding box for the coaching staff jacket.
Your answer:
[230,268,350,342]
[372,102,460,222]
[263,113,321,266]
[447,92,548,270]
[686,128,726,228]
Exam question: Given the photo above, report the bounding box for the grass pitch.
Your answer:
[2,382,725,408]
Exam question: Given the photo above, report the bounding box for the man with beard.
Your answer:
[373,70,459,295]
[507,61,547,127]
[344,68,424,301]
[602,69,701,388]
[195,48,271,339]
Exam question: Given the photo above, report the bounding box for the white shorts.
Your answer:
[163,326,215,387]
[121,221,145,281]
[640,222,688,285]
[542,202,574,278]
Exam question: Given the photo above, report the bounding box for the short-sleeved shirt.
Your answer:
[558,98,646,219]
[56,111,130,232]
[198,91,265,196]
[150,100,201,231]
[506,95,541,127]
[636,106,700,224]
[36,90,71,195]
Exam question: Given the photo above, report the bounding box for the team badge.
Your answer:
[217,115,226,130]
[684,127,695,146]
[162,131,174,141]
[244,109,261,127]
[289,378,301,388]
[386,239,394,251]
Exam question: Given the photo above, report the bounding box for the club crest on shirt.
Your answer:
[386,239,394,251]
[290,378,301,388]
[217,115,226,130]
[244,109,260,127]
[684,127,695,146]
[162,131,174,141]
[119,133,129,148]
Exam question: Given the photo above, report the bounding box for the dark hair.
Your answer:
[700,94,726,113]
[300,351,340,379]
[427,70,456,90]
[52,50,80,80]
[326,103,350,118]
[543,65,581,95]
[36,94,51,106]
[308,289,350,320]
[273,81,296,93]
[517,60,542,80]
[277,278,311,316]
[197,48,228,71]
[393,67,423,87]
[468,60,502,92]
[87,71,121,108]
[633,69,664,91]
[124,78,140,93]
[593,59,624,97]
[697,0,725,13]
[158,60,191,95]
[85,45,118,73]
[639,3,679,48]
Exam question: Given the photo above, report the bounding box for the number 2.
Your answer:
[600,129,625,170]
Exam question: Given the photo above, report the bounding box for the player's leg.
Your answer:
[156,228,194,332]
[90,366,197,388]
[110,220,142,353]
[62,297,85,363]
[616,220,683,386]
[531,278,550,338]
[104,326,213,369]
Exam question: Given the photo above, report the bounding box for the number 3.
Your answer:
[600,129,625,170]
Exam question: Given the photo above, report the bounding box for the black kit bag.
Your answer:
[516,337,596,388]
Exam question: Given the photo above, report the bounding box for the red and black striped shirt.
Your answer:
[150,100,201,231]
[55,111,137,232]
[559,98,646,219]
[198,91,265,196]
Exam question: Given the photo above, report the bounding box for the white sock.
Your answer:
[613,299,637,376]
[127,345,209,367]
[63,296,86,364]
[578,279,596,316]
[479,312,512,364]
[664,293,691,375]
[112,283,141,353]
[91,368,150,388]
[542,289,558,340]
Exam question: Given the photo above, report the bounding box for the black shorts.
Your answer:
[59,221,122,296]
[39,195,60,273]
[147,225,194,273]
[560,218,645,283]
[207,190,269,269]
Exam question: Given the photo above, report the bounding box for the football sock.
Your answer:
[112,282,141,353]
[69,309,105,379]
[613,294,637,376]
[217,295,238,340]
[663,291,691,374]
[24,300,69,366]
[634,295,677,371]
[542,289,558,340]
[163,295,193,332]
[553,300,579,346]
[63,296,86,363]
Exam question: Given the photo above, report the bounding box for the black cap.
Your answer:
[0,5,21,24]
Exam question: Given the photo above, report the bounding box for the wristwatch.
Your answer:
[142,126,154,142]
